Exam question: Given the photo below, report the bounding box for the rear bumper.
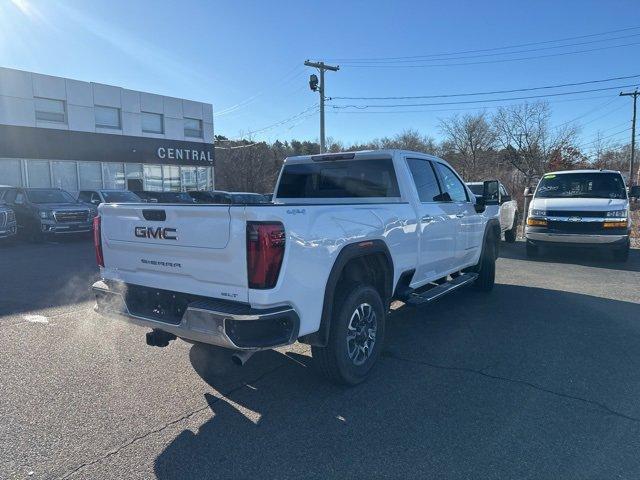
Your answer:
[92,280,299,350]
[525,228,629,246]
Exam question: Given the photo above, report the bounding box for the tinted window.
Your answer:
[467,184,483,196]
[536,172,626,199]
[102,191,142,203]
[277,159,400,199]
[78,191,92,202]
[407,159,442,202]
[26,189,76,204]
[435,163,468,202]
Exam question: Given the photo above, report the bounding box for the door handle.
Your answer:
[455,212,465,218]
[421,215,434,223]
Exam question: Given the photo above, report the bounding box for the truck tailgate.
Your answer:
[99,204,249,301]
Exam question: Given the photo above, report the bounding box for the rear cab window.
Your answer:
[276,158,400,199]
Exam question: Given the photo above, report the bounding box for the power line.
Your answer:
[331,73,640,100]
[329,93,624,115]
[326,25,640,62]
[338,32,640,65]
[331,83,640,109]
[341,41,640,68]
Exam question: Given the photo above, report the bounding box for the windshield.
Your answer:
[467,184,483,196]
[102,191,141,203]
[27,189,77,204]
[535,172,627,199]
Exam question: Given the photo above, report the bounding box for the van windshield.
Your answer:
[536,172,626,199]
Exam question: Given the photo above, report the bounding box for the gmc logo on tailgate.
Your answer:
[135,226,177,240]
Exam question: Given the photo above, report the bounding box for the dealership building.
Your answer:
[0,67,214,193]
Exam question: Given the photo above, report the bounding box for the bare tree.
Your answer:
[492,101,577,183]
[438,112,496,179]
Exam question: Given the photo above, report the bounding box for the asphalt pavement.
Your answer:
[1,238,639,479]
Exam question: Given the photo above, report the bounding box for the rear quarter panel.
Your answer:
[246,203,418,336]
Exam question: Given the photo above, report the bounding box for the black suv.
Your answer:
[0,187,97,241]
[0,201,17,241]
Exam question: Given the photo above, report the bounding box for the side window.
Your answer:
[435,163,468,202]
[15,192,25,204]
[407,158,442,202]
[78,191,90,202]
[90,192,101,203]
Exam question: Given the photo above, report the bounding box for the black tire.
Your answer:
[472,232,496,292]
[612,240,630,262]
[311,283,386,386]
[525,240,539,258]
[504,215,518,243]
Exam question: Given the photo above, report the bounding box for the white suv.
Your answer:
[525,169,631,261]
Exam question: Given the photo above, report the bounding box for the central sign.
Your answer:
[156,147,214,163]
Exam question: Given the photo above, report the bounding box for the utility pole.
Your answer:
[305,60,339,153]
[620,89,638,187]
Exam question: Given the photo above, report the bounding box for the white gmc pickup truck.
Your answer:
[92,150,500,385]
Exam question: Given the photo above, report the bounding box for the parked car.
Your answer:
[92,150,501,385]
[467,180,519,243]
[0,201,17,242]
[188,190,270,204]
[0,187,97,241]
[525,169,631,261]
[135,191,196,204]
[78,189,142,206]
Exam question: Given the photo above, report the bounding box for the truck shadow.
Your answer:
[154,284,640,479]
[500,240,640,273]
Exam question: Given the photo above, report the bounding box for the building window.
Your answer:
[102,162,125,189]
[95,106,121,129]
[163,165,181,192]
[0,159,23,187]
[35,97,66,123]
[142,112,164,134]
[26,160,51,188]
[79,162,103,190]
[143,165,163,191]
[52,161,78,192]
[180,167,197,191]
[197,167,212,190]
[184,117,203,138]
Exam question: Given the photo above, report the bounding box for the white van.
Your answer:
[525,169,631,262]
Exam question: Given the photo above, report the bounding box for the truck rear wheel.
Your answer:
[311,284,386,385]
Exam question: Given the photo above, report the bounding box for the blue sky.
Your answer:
[1,0,639,151]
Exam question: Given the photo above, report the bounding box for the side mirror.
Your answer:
[91,199,101,206]
[501,194,511,203]
[483,180,499,206]
[630,185,640,199]
[474,195,486,213]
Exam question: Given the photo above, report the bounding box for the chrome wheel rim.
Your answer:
[346,303,377,366]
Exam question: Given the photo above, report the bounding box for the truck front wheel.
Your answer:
[472,233,496,292]
[311,284,386,385]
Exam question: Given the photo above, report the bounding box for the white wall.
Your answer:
[0,67,214,143]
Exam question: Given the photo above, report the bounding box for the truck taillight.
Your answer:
[93,216,104,267]
[246,222,285,289]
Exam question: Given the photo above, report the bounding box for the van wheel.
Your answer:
[472,233,496,292]
[504,215,518,243]
[526,240,539,258]
[612,240,630,262]
[311,284,385,386]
